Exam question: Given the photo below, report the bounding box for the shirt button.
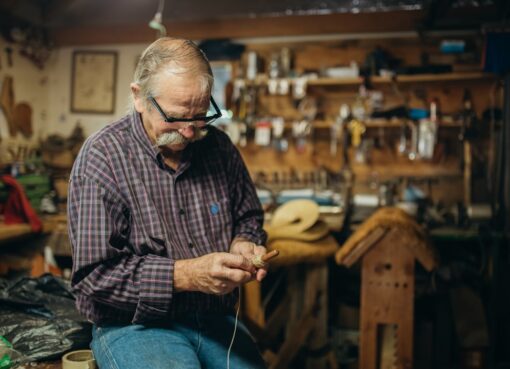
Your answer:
[179,208,185,216]
[188,242,194,248]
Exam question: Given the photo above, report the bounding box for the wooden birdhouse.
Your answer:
[336,207,437,369]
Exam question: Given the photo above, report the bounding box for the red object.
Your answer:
[1,174,42,232]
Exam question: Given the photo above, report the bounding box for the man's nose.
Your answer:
[179,124,196,139]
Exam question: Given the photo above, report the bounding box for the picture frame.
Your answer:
[70,50,118,114]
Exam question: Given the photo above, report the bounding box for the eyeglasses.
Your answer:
[149,95,222,126]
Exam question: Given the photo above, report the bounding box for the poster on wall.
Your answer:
[71,50,117,114]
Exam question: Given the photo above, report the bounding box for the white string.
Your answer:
[227,287,241,369]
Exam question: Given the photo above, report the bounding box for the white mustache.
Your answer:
[155,127,208,147]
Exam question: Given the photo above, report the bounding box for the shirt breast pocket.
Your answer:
[200,197,232,250]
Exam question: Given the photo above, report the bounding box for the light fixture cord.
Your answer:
[157,0,165,14]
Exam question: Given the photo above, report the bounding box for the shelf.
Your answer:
[307,72,496,86]
[236,72,495,90]
[352,162,463,180]
[308,119,462,129]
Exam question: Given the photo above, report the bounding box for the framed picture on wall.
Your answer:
[71,50,117,114]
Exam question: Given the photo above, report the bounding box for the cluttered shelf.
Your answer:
[351,161,462,180]
[308,71,496,86]
[237,72,496,87]
[310,118,463,129]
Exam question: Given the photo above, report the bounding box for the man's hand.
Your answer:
[230,239,268,282]
[174,253,255,295]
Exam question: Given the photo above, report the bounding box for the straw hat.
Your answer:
[266,199,329,241]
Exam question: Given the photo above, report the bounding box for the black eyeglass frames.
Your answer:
[149,95,222,125]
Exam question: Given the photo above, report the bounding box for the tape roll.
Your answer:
[62,350,96,369]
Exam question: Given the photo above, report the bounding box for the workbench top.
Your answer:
[0,214,66,246]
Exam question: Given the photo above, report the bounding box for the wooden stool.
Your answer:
[243,235,339,369]
[336,207,437,369]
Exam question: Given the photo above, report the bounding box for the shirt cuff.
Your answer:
[133,255,174,323]
[233,230,267,246]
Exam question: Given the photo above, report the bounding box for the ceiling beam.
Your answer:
[51,10,424,46]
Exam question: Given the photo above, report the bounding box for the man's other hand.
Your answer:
[174,253,255,295]
[230,240,268,282]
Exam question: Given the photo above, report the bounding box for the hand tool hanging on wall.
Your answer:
[417,99,439,159]
[408,121,418,160]
[398,122,407,155]
[330,104,350,156]
[348,118,366,148]
[13,102,33,139]
[292,119,311,154]
[348,88,367,149]
[0,76,17,136]
[484,89,502,217]
[398,120,418,160]
[458,89,477,206]
[294,97,317,154]
[239,122,247,147]
[272,117,288,152]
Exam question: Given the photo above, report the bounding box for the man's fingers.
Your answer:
[221,253,255,273]
[256,268,267,282]
[218,267,252,284]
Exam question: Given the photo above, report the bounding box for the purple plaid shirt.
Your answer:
[68,112,266,325]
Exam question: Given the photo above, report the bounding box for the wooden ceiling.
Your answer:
[0,0,507,45]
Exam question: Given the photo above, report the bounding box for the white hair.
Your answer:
[130,38,214,113]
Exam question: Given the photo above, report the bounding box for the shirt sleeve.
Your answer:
[222,135,267,246]
[68,174,175,323]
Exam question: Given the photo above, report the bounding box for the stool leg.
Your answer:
[243,280,265,328]
[305,263,330,369]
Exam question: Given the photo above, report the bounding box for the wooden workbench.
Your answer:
[0,214,68,276]
[0,214,66,245]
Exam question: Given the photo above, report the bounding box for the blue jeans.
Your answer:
[90,313,267,369]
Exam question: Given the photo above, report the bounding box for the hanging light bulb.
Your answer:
[149,0,166,37]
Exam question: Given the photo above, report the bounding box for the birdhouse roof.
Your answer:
[335,207,437,271]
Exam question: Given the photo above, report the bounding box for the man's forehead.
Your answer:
[158,95,210,116]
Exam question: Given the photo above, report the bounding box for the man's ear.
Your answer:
[130,83,145,113]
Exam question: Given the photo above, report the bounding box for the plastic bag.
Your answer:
[0,274,92,363]
[0,336,13,369]
[0,336,29,369]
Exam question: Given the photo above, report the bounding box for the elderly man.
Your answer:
[68,38,268,369]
